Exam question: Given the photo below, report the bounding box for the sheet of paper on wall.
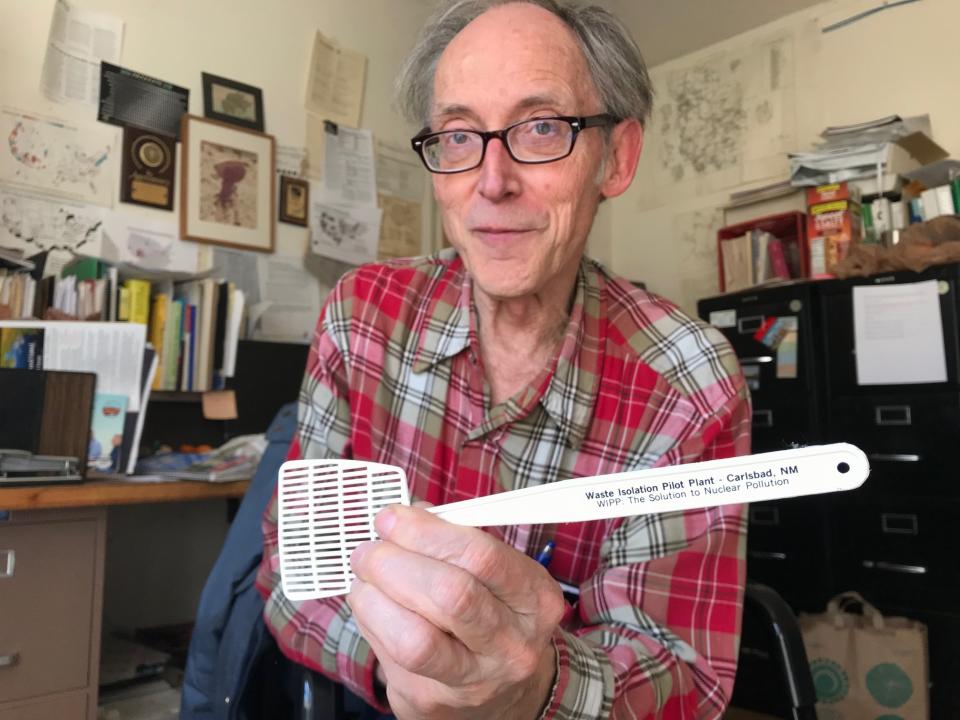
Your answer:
[309,198,382,266]
[40,0,124,107]
[304,31,366,128]
[378,193,422,259]
[376,141,425,204]
[0,186,106,258]
[0,320,145,411]
[276,145,307,177]
[100,210,198,274]
[853,280,948,385]
[0,108,116,207]
[248,255,322,344]
[306,118,377,207]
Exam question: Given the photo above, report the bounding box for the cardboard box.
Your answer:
[806,182,861,207]
[807,199,862,238]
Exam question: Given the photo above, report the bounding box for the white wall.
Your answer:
[610,0,960,313]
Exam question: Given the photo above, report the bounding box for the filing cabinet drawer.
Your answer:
[746,499,832,610]
[833,500,960,610]
[0,691,89,720]
[828,393,960,469]
[0,517,99,703]
[750,391,823,451]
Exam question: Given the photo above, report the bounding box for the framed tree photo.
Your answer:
[202,72,265,131]
[278,175,309,226]
[180,114,276,253]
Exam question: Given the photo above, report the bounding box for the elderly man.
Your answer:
[257,1,750,718]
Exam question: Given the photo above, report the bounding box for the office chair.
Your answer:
[729,581,818,720]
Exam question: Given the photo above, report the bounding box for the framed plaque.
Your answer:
[279,175,309,226]
[120,127,176,210]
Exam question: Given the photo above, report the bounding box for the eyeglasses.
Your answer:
[410,114,619,174]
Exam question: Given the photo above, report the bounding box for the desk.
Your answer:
[0,479,249,720]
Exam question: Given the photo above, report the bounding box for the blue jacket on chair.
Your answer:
[180,402,297,719]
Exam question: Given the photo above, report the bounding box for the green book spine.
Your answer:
[952,178,960,216]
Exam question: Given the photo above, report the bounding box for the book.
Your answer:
[119,345,159,475]
[0,326,44,368]
[934,185,955,216]
[720,233,753,292]
[89,392,128,473]
[125,279,151,324]
[766,237,791,280]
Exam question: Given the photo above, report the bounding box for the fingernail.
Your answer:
[375,507,397,537]
[351,541,373,569]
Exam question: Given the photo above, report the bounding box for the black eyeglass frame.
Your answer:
[410,114,620,174]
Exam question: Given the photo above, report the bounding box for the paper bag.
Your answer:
[799,592,929,720]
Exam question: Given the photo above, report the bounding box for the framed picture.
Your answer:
[180,114,276,253]
[202,72,265,132]
[279,175,309,226]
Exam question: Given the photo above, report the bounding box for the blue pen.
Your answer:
[535,540,555,568]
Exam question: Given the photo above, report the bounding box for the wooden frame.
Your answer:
[278,175,309,226]
[201,72,265,132]
[179,114,275,253]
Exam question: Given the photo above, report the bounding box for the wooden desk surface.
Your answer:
[0,478,250,511]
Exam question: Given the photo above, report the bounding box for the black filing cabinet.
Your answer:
[700,265,960,718]
[699,282,832,611]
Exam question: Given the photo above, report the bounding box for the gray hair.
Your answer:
[395,0,654,129]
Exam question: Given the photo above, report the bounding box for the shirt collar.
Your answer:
[411,253,605,450]
[539,260,603,450]
[411,252,472,373]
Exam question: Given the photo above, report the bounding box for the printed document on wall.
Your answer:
[309,197,382,266]
[250,255,322,344]
[305,118,377,206]
[41,0,124,107]
[853,280,947,385]
[304,31,366,128]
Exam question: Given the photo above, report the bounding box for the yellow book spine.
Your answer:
[126,279,151,325]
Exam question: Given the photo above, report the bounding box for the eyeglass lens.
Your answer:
[421,118,575,172]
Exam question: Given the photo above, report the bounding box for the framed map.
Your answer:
[180,114,275,253]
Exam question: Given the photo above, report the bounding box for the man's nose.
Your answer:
[476,137,520,200]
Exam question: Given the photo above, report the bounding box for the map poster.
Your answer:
[0,186,105,255]
[0,107,116,207]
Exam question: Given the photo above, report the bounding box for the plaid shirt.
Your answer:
[257,249,750,719]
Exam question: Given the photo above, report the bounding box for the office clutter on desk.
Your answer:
[135,433,266,482]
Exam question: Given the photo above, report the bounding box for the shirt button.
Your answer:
[224,696,230,704]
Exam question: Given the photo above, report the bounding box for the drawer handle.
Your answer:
[738,316,765,335]
[0,550,12,579]
[881,513,919,535]
[752,409,774,428]
[868,453,921,463]
[740,355,774,364]
[749,550,787,561]
[0,652,19,668]
[862,560,927,575]
[874,405,912,426]
[749,507,780,526]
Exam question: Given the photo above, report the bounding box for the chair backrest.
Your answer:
[730,581,818,720]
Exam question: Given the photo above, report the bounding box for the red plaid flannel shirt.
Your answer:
[257,250,750,718]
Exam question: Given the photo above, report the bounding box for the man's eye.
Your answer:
[448,132,471,145]
[532,121,557,136]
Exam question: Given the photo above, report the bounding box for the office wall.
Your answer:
[0,0,436,260]
[610,0,960,312]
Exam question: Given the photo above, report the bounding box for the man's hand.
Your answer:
[347,505,565,720]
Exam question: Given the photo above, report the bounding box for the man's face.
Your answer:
[430,3,614,301]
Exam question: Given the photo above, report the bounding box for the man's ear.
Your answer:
[599,118,643,200]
